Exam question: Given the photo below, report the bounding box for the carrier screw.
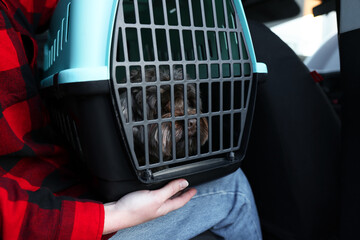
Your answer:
[141,169,153,182]
[228,152,235,161]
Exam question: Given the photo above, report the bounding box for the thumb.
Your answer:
[155,179,189,200]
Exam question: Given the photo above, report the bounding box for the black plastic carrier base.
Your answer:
[43,74,262,201]
[40,0,266,202]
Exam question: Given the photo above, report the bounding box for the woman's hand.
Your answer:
[103,179,197,235]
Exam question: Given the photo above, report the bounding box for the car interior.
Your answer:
[193,0,360,239]
[35,0,357,239]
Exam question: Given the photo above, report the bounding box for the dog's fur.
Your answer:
[120,67,208,165]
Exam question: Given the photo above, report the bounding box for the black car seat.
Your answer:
[241,20,341,240]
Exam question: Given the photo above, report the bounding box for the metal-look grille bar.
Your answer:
[111,0,253,171]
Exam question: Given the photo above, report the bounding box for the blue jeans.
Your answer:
[110,169,262,240]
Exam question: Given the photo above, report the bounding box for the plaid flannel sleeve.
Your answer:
[0,174,105,239]
[2,0,59,32]
[0,1,105,239]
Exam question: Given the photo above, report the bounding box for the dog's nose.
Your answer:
[188,118,197,136]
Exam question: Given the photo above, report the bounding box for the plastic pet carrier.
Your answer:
[40,0,267,201]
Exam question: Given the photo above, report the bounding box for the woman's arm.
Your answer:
[103,179,197,235]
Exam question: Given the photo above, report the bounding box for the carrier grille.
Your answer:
[111,0,253,172]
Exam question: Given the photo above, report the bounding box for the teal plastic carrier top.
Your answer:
[41,0,266,87]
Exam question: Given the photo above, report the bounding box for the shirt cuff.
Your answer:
[59,200,105,240]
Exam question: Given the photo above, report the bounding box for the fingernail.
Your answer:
[180,180,189,189]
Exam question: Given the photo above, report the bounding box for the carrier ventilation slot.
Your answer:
[44,2,72,71]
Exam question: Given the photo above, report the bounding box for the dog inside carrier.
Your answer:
[40,0,267,201]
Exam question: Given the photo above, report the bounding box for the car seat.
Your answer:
[241,20,341,240]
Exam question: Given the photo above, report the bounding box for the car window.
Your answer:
[269,11,337,61]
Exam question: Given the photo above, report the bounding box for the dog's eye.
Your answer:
[187,99,196,109]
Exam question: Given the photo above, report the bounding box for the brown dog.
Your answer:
[120,67,208,166]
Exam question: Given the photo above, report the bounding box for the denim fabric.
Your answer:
[110,169,262,240]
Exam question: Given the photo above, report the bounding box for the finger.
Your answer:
[155,179,189,200]
[157,188,197,216]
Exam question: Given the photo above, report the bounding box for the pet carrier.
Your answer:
[40,0,267,201]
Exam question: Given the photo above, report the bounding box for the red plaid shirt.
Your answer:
[0,0,105,239]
